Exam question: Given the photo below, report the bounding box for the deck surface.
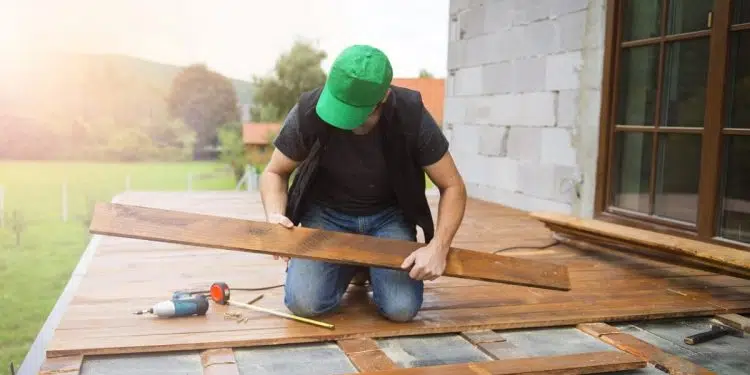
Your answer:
[44,191,750,359]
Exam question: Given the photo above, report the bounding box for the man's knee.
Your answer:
[283,289,339,317]
[283,258,348,317]
[370,268,423,322]
[377,295,422,322]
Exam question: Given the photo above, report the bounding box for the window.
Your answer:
[597,0,750,249]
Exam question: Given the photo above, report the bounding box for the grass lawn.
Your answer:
[0,160,236,369]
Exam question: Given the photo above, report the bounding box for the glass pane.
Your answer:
[660,38,710,127]
[611,132,652,213]
[725,31,750,128]
[622,0,662,41]
[616,45,659,125]
[653,133,701,224]
[718,136,750,244]
[667,0,714,34]
[733,0,750,24]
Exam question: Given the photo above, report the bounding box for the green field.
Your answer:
[0,161,237,369]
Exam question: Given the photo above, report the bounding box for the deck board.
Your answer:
[44,191,750,358]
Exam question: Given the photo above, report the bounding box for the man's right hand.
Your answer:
[267,213,293,262]
[268,213,294,229]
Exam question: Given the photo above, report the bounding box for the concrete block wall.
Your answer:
[444,0,606,218]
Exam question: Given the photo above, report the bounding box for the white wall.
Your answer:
[444,0,606,218]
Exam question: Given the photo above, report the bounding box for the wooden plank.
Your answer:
[337,338,398,372]
[342,351,645,374]
[715,313,750,333]
[554,232,750,280]
[577,323,716,374]
[41,192,750,360]
[38,355,82,375]
[45,294,729,358]
[460,330,507,345]
[532,211,750,278]
[88,203,571,290]
[200,348,239,375]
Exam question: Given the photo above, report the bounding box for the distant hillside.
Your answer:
[0,50,254,160]
[84,53,255,105]
[0,51,253,120]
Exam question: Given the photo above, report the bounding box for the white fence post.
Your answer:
[0,185,4,228]
[125,175,131,191]
[187,172,193,191]
[250,166,259,191]
[234,165,260,192]
[61,181,68,222]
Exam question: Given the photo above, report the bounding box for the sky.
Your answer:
[1,0,450,81]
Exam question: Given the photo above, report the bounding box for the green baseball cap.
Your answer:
[316,44,393,130]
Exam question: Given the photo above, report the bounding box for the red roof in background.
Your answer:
[391,78,445,125]
[243,123,281,145]
[243,78,444,142]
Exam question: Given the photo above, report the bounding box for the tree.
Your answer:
[419,69,434,78]
[167,64,240,153]
[250,40,327,122]
[216,121,246,182]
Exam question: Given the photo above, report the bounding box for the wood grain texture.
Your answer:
[337,338,398,372]
[715,313,750,333]
[553,231,750,281]
[200,348,239,375]
[88,203,571,290]
[38,355,82,375]
[460,330,506,345]
[343,351,645,374]
[532,211,750,277]
[42,192,750,358]
[577,323,716,375]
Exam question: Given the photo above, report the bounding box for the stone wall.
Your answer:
[444,0,606,218]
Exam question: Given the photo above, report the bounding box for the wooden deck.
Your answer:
[42,191,750,360]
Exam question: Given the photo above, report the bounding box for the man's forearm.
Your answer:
[259,171,290,219]
[431,184,467,254]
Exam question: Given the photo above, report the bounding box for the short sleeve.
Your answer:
[415,107,450,167]
[273,104,314,162]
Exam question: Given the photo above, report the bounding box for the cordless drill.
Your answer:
[134,291,210,318]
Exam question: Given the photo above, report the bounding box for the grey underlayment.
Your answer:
[616,318,750,375]
[233,343,357,375]
[445,0,605,218]
[484,327,618,359]
[377,333,491,367]
[479,327,661,375]
[80,352,203,375]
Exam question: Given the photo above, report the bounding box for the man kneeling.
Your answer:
[259,44,466,322]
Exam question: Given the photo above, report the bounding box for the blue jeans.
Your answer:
[284,204,423,322]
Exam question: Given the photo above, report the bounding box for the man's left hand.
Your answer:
[400,242,448,281]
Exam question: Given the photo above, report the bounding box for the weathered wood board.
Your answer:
[89,202,571,290]
[42,192,750,359]
[531,211,750,278]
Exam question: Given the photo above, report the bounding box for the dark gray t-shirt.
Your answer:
[273,103,449,215]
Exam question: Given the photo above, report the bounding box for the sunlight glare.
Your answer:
[0,6,29,73]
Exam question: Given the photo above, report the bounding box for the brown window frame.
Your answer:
[595,0,750,250]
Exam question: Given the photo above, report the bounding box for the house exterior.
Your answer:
[242,122,281,166]
[392,77,445,125]
[446,0,750,249]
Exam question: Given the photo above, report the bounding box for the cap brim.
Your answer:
[315,83,376,130]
